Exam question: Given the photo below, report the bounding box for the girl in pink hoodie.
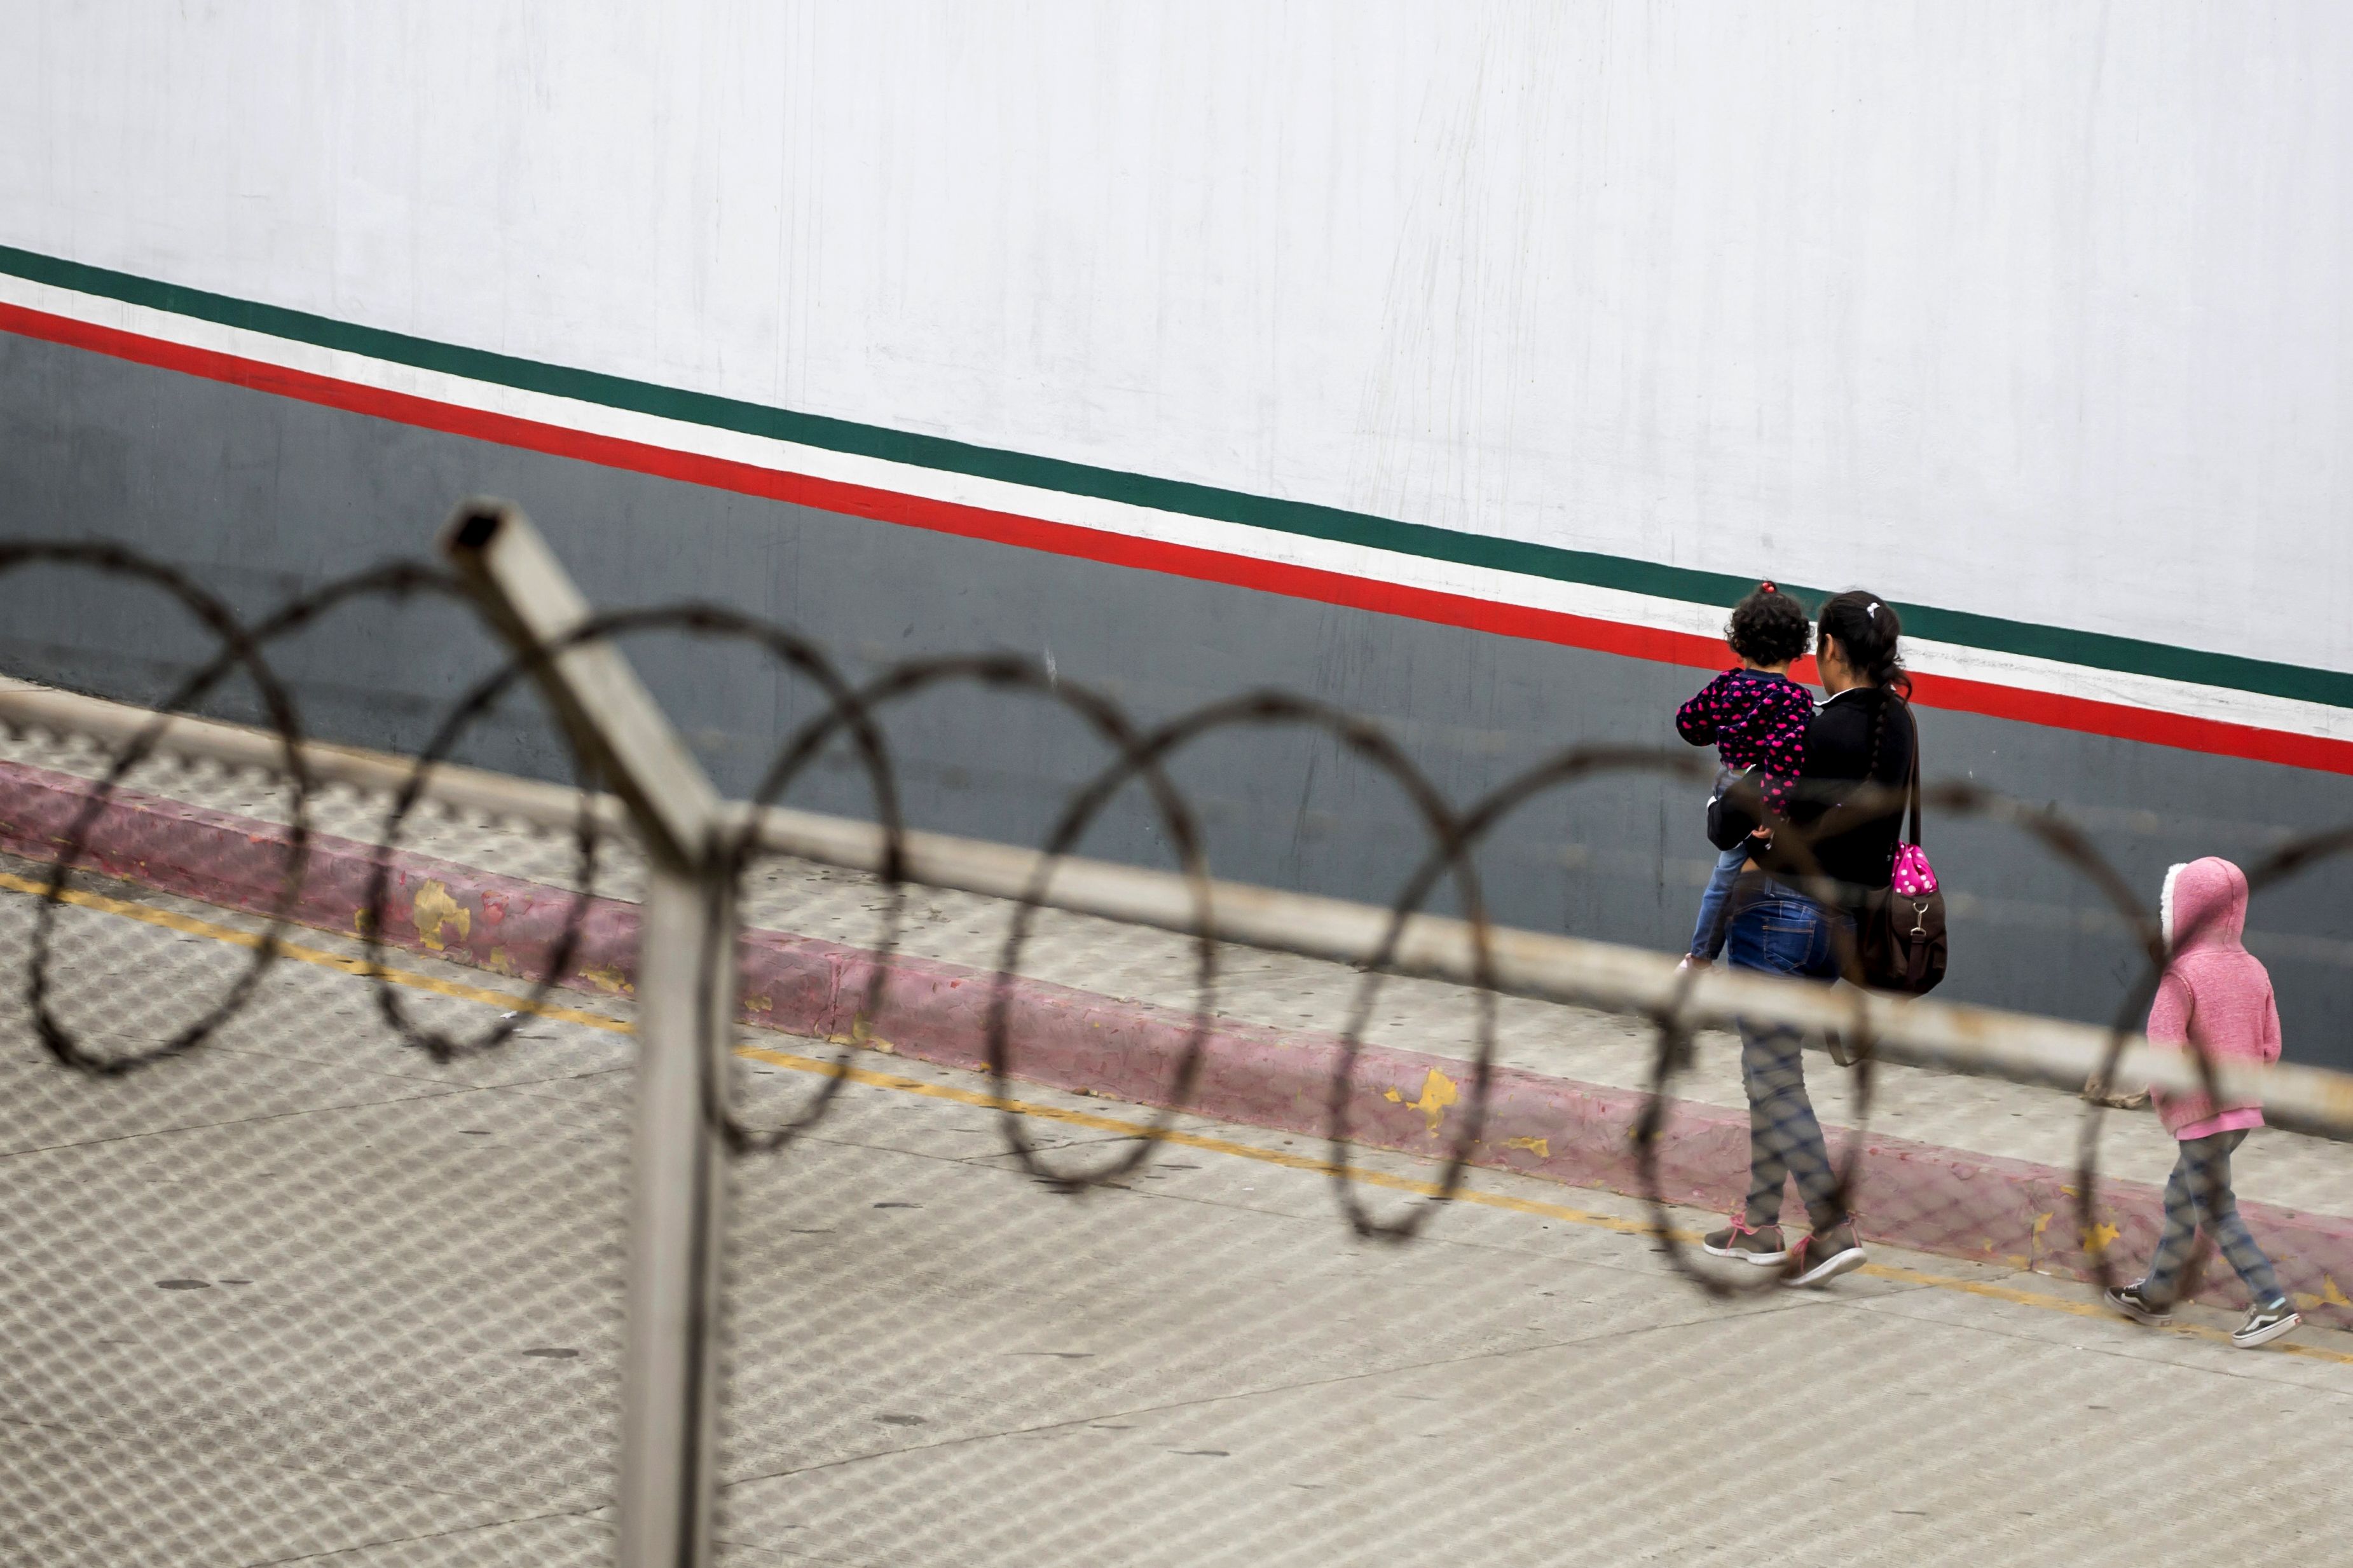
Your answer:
[2104,857,2300,1349]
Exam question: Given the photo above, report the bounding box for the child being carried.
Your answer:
[1673,582,1814,968]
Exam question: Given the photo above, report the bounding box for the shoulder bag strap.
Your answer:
[1904,700,1923,847]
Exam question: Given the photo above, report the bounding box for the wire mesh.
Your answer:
[3,536,2352,1565]
[0,725,636,1567]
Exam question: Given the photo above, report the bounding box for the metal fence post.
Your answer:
[442,499,730,1568]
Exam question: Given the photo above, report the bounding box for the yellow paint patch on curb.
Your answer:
[1382,1067,1458,1135]
[410,880,469,951]
[578,963,632,996]
[1503,1136,1551,1159]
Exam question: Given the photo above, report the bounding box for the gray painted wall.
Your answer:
[4,331,2350,1067]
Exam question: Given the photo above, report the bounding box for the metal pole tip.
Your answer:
[441,499,513,557]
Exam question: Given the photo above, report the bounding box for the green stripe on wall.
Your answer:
[6,242,2350,713]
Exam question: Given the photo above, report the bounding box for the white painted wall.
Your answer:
[4,1,2348,672]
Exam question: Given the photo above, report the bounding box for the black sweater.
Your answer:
[1756,686,1916,906]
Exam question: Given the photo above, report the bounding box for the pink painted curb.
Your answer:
[4,755,2349,1326]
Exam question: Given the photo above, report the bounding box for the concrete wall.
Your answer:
[4,3,2352,671]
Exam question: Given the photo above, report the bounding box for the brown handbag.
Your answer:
[1854,714,1947,995]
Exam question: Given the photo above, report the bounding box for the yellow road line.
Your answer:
[0,868,633,1033]
[736,1039,1657,1234]
[14,867,2350,1367]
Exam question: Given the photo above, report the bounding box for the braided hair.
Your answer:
[1816,590,1912,781]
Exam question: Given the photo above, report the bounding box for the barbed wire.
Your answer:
[0,536,2336,1312]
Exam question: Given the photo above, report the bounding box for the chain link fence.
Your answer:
[0,724,636,1566]
[3,518,2352,1566]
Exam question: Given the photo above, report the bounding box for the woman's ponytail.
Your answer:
[1819,589,1911,783]
[1816,590,1911,699]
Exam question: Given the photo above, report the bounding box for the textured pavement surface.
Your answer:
[3,850,2350,1565]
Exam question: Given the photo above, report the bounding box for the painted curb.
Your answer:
[3,754,2347,1325]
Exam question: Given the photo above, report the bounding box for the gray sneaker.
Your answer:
[2232,1299,2301,1350]
[1788,1219,1866,1286]
[1701,1218,1787,1265]
[2104,1281,2172,1327]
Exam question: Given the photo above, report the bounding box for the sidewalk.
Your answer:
[10,854,2343,1567]
[4,716,2349,1325]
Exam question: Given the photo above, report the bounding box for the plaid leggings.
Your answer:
[2144,1129,2285,1309]
[1725,881,1848,1233]
[1740,1023,1844,1232]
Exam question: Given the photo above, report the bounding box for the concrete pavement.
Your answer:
[1,866,2349,1565]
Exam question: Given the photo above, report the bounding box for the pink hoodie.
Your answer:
[2148,857,2279,1140]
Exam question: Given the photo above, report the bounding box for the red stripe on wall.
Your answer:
[7,299,2351,777]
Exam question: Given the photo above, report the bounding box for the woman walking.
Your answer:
[1701,590,1916,1285]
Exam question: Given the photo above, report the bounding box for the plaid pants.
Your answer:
[1725,881,1848,1233]
[2144,1129,2285,1309]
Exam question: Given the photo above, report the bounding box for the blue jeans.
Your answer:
[1688,844,1750,959]
[1725,882,1848,1232]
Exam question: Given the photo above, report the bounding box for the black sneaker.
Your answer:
[1787,1219,1866,1286]
[2232,1299,2301,1350]
[2103,1281,2172,1327]
[1701,1218,1787,1265]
